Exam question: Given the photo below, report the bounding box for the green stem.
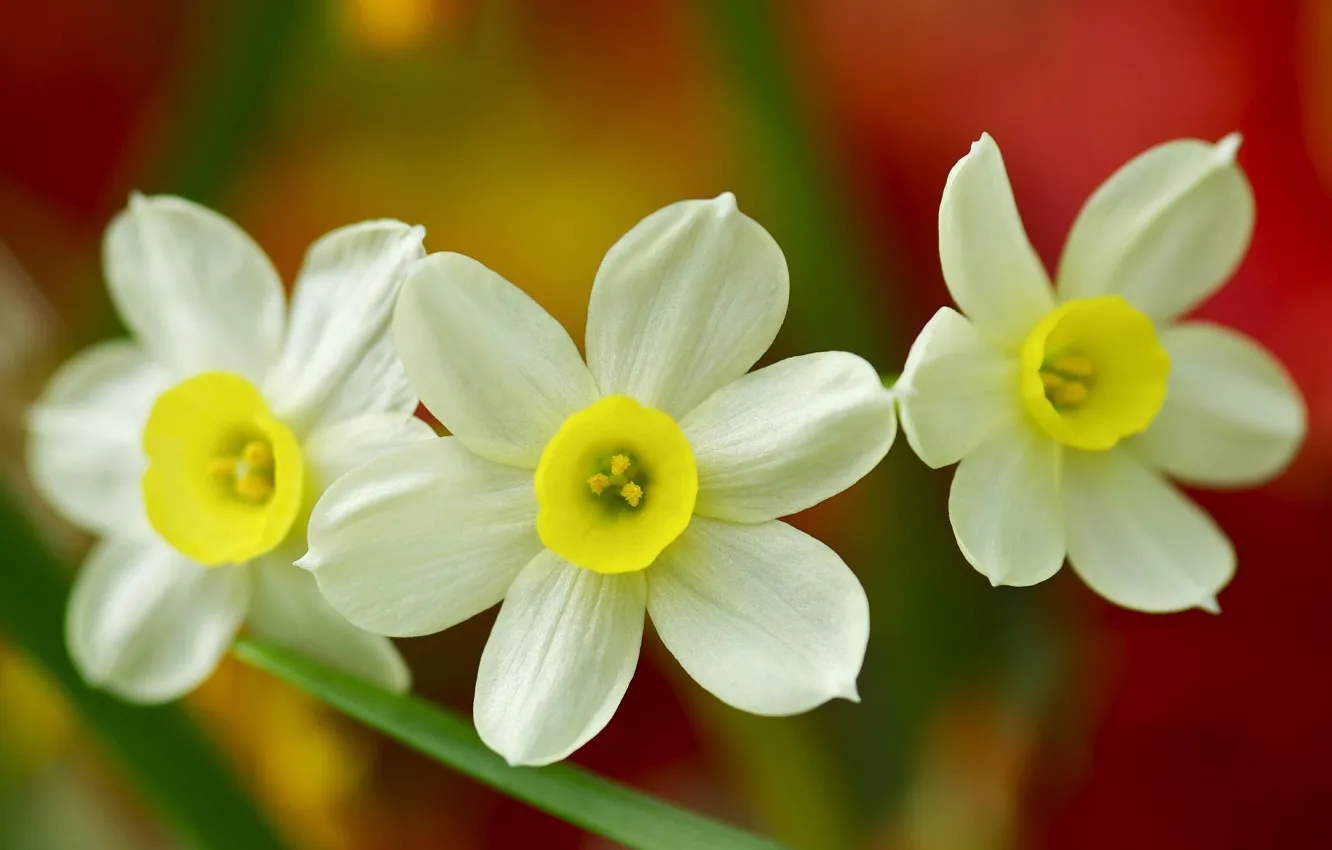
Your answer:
[236,639,788,850]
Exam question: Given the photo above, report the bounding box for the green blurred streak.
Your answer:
[157,1,316,203]
[701,1,886,364]
[0,492,288,850]
[236,639,788,850]
[699,0,1054,828]
[689,696,858,850]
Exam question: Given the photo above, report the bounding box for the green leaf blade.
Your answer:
[235,638,787,850]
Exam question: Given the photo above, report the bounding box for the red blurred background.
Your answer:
[2,0,1330,847]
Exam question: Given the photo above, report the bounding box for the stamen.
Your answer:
[207,440,276,502]
[1047,353,1094,379]
[241,441,274,469]
[621,481,643,508]
[587,473,611,495]
[1050,381,1088,407]
[1041,353,1094,409]
[610,454,631,476]
[234,474,273,502]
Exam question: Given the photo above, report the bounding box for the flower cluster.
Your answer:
[26,133,1307,764]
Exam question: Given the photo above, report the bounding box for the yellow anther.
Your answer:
[620,481,643,508]
[1047,353,1094,379]
[207,440,277,501]
[610,454,631,476]
[1040,372,1066,393]
[588,473,611,495]
[241,440,274,469]
[234,473,273,502]
[1050,380,1089,407]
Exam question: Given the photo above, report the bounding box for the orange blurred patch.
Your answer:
[191,658,377,850]
[1300,0,1332,194]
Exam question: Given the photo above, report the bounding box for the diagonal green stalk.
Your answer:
[0,492,289,850]
[235,639,788,850]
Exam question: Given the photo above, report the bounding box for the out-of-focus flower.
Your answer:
[26,194,431,702]
[895,134,1306,613]
[301,193,895,766]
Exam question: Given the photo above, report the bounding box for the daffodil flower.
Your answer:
[300,194,895,766]
[27,195,432,702]
[895,134,1306,612]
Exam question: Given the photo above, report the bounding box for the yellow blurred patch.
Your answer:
[191,658,377,850]
[342,0,455,52]
[0,647,76,778]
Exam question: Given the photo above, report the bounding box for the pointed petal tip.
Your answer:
[1216,132,1242,161]
[838,681,862,704]
[126,190,154,215]
[710,191,739,214]
[496,744,547,768]
[294,552,316,572]
[1198,596,1222,615]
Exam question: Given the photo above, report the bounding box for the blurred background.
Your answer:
[2,0,1330,847]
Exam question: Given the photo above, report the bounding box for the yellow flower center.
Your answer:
[535,395,697,574]
[142,371,305,566]
[1019,295,1171,451]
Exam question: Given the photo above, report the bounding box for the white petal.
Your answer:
[1056,134,1254,322]
[302,412,436,492]
[585,194,789,419]
[681,352,895,523]
[895,307,1022,468]
[1063,447,1234,612]
[938,134,1055,347]
[26,340,169,535]
[393,252,599,468]
[647,517,868,715]
[474,550,645,766]
[948,420,1065,587]
[248,556,410,692]
[103,194,284,383]
[1133,322,1306,488]
[66,537,251,703]
[302,437,541,637]
[264,220,426,433]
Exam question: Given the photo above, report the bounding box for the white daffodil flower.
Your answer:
[26,194,433,703]
[300,193,895,766]
[896,133,1307,613]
